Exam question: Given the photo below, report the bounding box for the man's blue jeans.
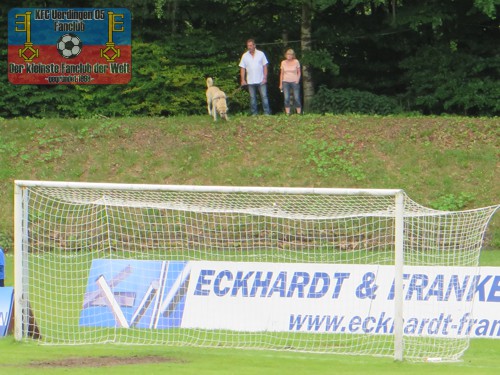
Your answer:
[248,83,271,115]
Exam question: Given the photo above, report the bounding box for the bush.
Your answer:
[400,45,500,116]
[429,192,475,211]
[310,86,402,115]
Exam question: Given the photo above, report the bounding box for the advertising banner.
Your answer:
[8,8,131,84]
[80,260,500,339]
[0,287,14,337]
[80,260,189,329]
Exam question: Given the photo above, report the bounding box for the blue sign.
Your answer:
[0,287,14,337]
[80,260,190,329]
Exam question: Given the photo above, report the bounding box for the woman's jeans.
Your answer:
[282,81,301,110]
[248,83,271,115]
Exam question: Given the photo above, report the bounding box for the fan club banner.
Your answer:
[80,260,500,339]
[8,8,131,84]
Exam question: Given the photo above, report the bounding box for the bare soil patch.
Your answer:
[28,355,180,368]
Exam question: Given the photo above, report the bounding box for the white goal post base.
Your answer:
[13,181,499,362]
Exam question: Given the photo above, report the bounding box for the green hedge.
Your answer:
[310,86,403,115]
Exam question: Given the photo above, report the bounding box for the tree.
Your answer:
[301,0,315,112]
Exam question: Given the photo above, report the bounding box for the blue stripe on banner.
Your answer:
[8,8,131,45]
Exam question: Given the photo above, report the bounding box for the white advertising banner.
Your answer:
[181,262,500,339]
[80,260,500,339]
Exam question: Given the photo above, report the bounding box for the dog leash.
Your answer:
[228,84,248,97]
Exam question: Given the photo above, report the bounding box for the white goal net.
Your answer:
[14,181,499,362]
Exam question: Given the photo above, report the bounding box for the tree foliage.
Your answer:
[0,0,498,117]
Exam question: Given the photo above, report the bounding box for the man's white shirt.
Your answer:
[239,49,268,84]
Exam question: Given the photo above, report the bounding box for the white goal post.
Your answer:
[13,180,499,362]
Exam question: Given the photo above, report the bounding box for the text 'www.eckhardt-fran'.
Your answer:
[289,312,500,338]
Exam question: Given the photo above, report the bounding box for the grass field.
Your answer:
[1,336,500,374]
[0,115,498,373]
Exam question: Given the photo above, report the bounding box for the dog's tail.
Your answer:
[206,77,214,88]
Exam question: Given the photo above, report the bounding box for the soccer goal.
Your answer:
[13,181,499,362]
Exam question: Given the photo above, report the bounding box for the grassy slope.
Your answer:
[1,114,498,252]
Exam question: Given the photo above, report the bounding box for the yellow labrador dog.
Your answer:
[206,77,228,121]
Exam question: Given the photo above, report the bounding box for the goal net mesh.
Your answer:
[14,182,498,362]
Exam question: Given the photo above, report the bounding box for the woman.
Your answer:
[279,49,302,115]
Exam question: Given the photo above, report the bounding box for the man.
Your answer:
[239,39,271,115]
[0,246,4,287]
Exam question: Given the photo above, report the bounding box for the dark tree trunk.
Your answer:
[301,0,314,112]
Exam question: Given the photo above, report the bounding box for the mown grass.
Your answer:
[1,336,500,375]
